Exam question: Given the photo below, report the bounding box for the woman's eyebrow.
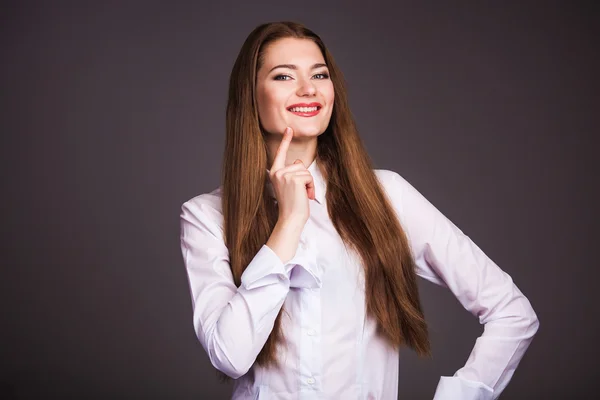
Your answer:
[268,63,328,73]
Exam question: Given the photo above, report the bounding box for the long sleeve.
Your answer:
[383,171,539,400]
[179,195,321,379]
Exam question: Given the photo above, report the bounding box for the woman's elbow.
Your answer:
[512,287,540,338]
[208,343,253,379]
[528,306,540,337]
[513,295,540,339]
[205,327,254,379]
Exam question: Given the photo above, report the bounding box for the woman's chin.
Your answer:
[289,125,324,138]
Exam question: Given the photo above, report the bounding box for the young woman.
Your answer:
[179,21,539,400]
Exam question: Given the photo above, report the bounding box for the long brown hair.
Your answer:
[221,21,431,379]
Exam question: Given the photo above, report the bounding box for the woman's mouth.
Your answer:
[287,103,322,117]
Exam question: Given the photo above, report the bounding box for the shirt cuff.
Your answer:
[286,253,322,289]
[433,376,494,400]
[240,243,323,290]
[240,245,290,290]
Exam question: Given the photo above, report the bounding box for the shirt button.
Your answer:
[306,377,315,385]
[300,241,307,250]
[306,329,315,336]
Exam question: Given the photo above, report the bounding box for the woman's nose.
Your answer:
[297,79,317,97]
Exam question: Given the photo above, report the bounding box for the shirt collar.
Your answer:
[266,158,326,205]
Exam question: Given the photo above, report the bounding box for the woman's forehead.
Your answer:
[261,38,325,68]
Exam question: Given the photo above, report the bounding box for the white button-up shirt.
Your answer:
[179,159,539,400]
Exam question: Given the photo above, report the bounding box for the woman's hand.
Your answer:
[268,127,315,228]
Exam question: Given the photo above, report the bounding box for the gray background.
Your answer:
[2,1,598,399]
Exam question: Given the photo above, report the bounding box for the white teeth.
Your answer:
[289,106,318,113]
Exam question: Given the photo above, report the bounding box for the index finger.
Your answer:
[271,127,293,171]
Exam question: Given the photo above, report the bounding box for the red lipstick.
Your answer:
[287,102,322,117]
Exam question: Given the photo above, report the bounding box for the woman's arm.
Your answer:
[382,170,539,400]
[180,195,317,379]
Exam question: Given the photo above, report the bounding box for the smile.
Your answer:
[287,102,322,117]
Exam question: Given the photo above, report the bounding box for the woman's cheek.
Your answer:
[263,106,286,134]
[273,97,289,129]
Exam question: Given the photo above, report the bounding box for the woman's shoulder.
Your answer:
[183,186,223,207]
[373,168,424,215]
[374,168,400,182]
[180,186,224,227]
[373,168,409,195]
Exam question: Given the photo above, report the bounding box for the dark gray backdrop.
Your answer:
[2,1,598,399]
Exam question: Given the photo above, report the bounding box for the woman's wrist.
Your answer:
[275,217,306,234]
[266,219,304,263]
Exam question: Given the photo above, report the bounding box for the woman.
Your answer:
[179,21,539,400]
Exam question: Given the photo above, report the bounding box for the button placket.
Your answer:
[298,273,322,395]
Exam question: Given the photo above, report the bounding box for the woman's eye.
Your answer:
[313,73,330,79]
[273,74,291,81]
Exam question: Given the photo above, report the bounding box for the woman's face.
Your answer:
[255,38,335,139]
